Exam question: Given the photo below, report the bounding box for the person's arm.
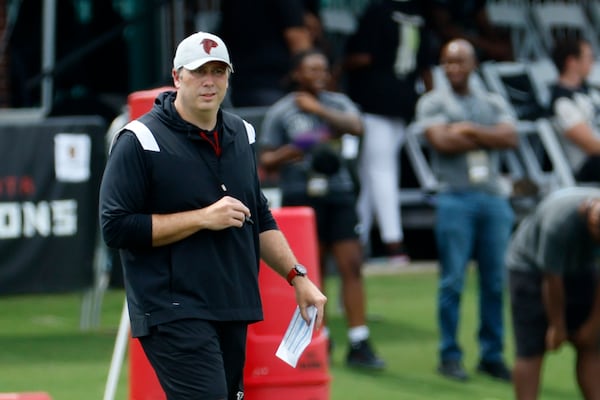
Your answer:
[424,121,516,153]
[294,92,363,136]
[417,93,478,154]
[542,273,567,351]
[258,106,305,172]
[450,121,518,149]
[283,26,313,54]
[455,93,519,148]
[259,144,304,173]
[272,0,313,54]
[303,10,324,47]
[571,279,600,349]
[100,132,154,249]
[259,229,327,327]
[417,91,487,153]
[151,196,252,246]
[564,122,600,155]
[424,123,481,154]
[432,93,518,151]
[553,96,600,154]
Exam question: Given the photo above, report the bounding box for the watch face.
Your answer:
[295,264,307,275]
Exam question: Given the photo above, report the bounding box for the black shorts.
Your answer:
[509,269,596,358]
[282,192,359,245]
[139,318,248,400]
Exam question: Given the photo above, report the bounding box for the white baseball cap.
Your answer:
[173,31,234,72]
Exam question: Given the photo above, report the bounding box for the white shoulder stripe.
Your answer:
[121,120,160,152]
[243,120,256,144]
[111,118,253,153]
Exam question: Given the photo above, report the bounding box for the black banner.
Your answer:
[0,116,106,294]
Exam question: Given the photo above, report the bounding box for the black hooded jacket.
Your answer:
[99,90,277,337]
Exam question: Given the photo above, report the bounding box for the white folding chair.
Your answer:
[584,1,600,39]
[515,120,570,193]
[480,60,549,121]
[401,122,439,228]
[531,2,600,57]
[486,1,546,61]
[405,122,439,194]
[527,57,559,109]
[481,61,528,99]
[535,118,577,188]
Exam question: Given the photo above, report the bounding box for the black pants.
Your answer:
[139,318,248,400]
[509,270,596,357]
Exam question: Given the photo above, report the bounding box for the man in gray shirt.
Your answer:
[259,48,385,370]
[415,38,518,382]
[507,187,600,400]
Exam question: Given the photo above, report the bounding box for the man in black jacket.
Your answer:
[99,31,326,400]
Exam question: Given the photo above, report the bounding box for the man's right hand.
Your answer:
[293,276,327,329]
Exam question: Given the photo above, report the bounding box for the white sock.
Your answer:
[348,325,369,344]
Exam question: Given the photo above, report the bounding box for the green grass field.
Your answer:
[0,265,581,399]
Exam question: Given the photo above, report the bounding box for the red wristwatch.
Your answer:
[286,264,307,286]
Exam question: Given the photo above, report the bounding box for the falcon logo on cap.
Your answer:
[201,38,218,54]
[173,31,233,72]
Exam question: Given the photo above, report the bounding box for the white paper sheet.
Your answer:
[275,305,317,368]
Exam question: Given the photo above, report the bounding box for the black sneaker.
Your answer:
[385,242,411,267]
[346,340,386,370]
[437,360,469,381]
[477,360,512,382]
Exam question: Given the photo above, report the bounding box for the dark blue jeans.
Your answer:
[435,191,514,364]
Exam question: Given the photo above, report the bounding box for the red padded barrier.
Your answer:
[127,87,174,121]
[127,87,171,400]
[0,393,52,400]
[244,206,330,400]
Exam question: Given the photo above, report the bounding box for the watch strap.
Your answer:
[286,264,306,286]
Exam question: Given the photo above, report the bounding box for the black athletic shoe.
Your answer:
[477,360,512,382]
[346,340,386,370]
[437,360,469,381]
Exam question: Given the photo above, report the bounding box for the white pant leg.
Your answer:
[357,113,406,245]
[356,155,375,246]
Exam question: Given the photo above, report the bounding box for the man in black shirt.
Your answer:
[343,0,433,263]
[99,31,326,400]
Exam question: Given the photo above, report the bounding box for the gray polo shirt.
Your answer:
[506,187,600,276]
[415,87,516,195]
[259,91,359,196]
